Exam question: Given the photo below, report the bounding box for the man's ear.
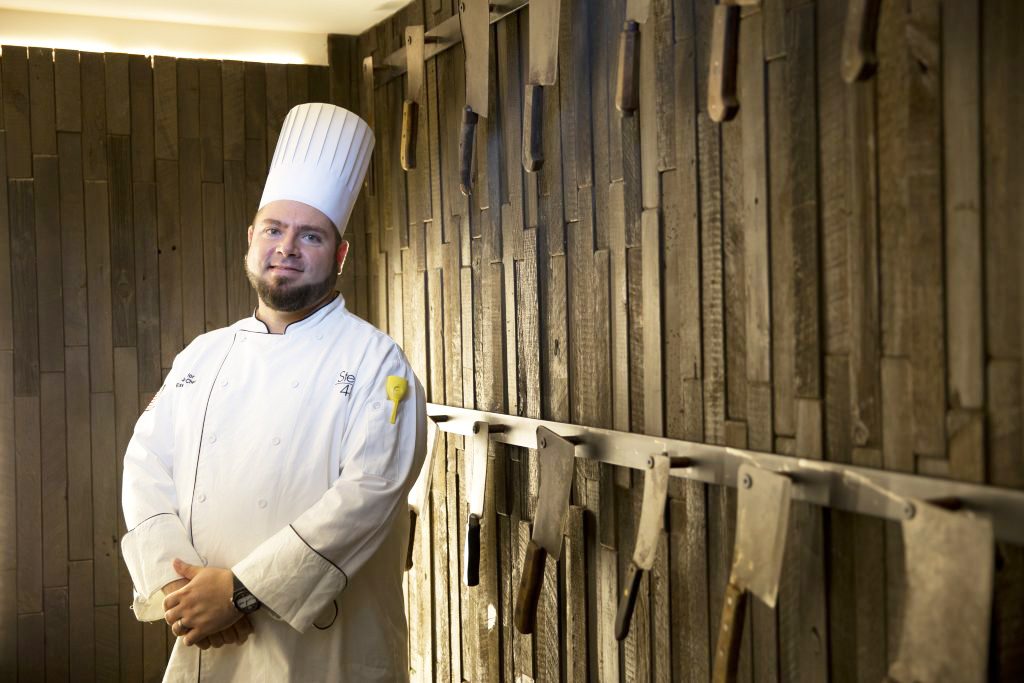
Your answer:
[247,225,254,246]
[336,239,350,275]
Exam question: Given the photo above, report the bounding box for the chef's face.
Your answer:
[245,200,349,312]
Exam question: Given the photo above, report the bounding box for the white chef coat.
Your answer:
[121,294,426,682]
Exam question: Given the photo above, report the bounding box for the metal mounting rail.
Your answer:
[370,1,530,88]
[426,404,1024,546]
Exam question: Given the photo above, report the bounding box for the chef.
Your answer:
[121,102,426,681]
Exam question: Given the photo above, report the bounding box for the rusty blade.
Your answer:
[731,465,792,608]
[632,454,670,570]
[405,25,425,104]
[527,0,560,86]
[531,426,575,558]
[459,0,490,117]
[889,500,993,683]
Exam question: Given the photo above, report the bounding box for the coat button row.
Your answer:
[197,493,207,503]
[272,437,281,446]
[258,499,268,509]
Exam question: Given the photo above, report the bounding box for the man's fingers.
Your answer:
[208,632,226,648]
[195,638,211,651]
[219,627,237,645]
[162,591,181,612]
[236,617,253,642]
[172,558,201,580]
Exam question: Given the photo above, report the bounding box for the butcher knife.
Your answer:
[361,56,377,195]
[401,25,426,171]
[405,415,447,571]
[614,453,671,640]
[614,0,651,116]
[463,421,491,586]
[513,426,577,634]
[840,0,882,83]
[889,499,993,683]
[522,0,561,172]
[712,465,792,683]
[458,0,490,196]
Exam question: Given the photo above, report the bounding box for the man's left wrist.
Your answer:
[231,573,261,614]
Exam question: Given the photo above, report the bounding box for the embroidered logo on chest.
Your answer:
[335,370,356,397]
[175,373,197,388]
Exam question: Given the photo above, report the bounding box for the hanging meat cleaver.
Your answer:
[712,464,792,683]
[513,426,577,634]
[463,421,492,586]
[401,26,426,172]
[405,415,447,571]
[889,499,994,683]
[522,0,561,172]
[840,0,882,83]
[614,453,671,640]
[457,0,490,196]
[614,0,651,116]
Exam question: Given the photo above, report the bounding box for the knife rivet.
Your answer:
[646,456,654,469]
[460,2,466,11]
[540,436,547,448]
[903,502,916,520]
[408,36,413,45]
[741,473,752,489]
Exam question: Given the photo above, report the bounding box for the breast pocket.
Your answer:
[351,399,402,481]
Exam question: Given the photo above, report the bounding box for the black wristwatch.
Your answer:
[231,574,261,614]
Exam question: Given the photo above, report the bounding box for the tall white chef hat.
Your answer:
[258,102,374,237]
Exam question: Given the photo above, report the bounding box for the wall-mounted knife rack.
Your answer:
[369,1,530,88]
[426,403,1024,546]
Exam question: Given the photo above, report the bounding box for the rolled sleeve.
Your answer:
[121,513,205,621]
[232,525,348,632]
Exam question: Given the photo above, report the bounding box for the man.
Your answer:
[121,102,427,681]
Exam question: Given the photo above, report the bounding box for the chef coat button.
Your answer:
[291,380,299,388]
[197,493,207,503]
[316,333,323,340]
[258,499,268,509]
[201,557,208,567]
[220,379,228,387]
[207,433,217,444]
[373,401,382,410]
[272,437,281,446]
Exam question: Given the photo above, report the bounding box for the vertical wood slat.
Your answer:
[35,156,64,374]
[28,47,57,157]
[0,353,16,678]
[59,133,89,348]
[10,179,40,397]
[3,46,32,179]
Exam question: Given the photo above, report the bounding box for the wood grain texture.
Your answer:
[108,135,137,348]
[40,373,67,589]
[0,353,17,676]
[54,49,82,133]
[15,396,41,614]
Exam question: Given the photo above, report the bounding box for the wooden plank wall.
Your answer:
[347,0,1024,680]
[0,46,329,681]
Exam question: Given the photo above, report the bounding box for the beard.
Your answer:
[244,258,337,313]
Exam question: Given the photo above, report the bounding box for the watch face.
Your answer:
[235,590,259,613]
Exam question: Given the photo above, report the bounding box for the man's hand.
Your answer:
[191,616,255,650]
[163,558,241,646]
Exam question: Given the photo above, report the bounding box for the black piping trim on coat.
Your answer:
[126,511,175,534]
[187,335,238,545]
[248,291,340,334]
[288,524,349,583]
[313,600,339,630]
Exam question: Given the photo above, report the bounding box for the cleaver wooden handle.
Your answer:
[840,0,882,83]
[707,3,739,123]
[522,84,544,172]
[614,560,645,641]
[513,538,547,634]
[712,581,749,683]
[400,99,418,171]
[459,106,479,196]
[463,513,481,586]
[615,20,641,116]
[405,507,417,571]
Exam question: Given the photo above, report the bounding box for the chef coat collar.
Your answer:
[240,292,345,334]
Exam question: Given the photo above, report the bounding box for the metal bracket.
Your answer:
[426,403,1024,545]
